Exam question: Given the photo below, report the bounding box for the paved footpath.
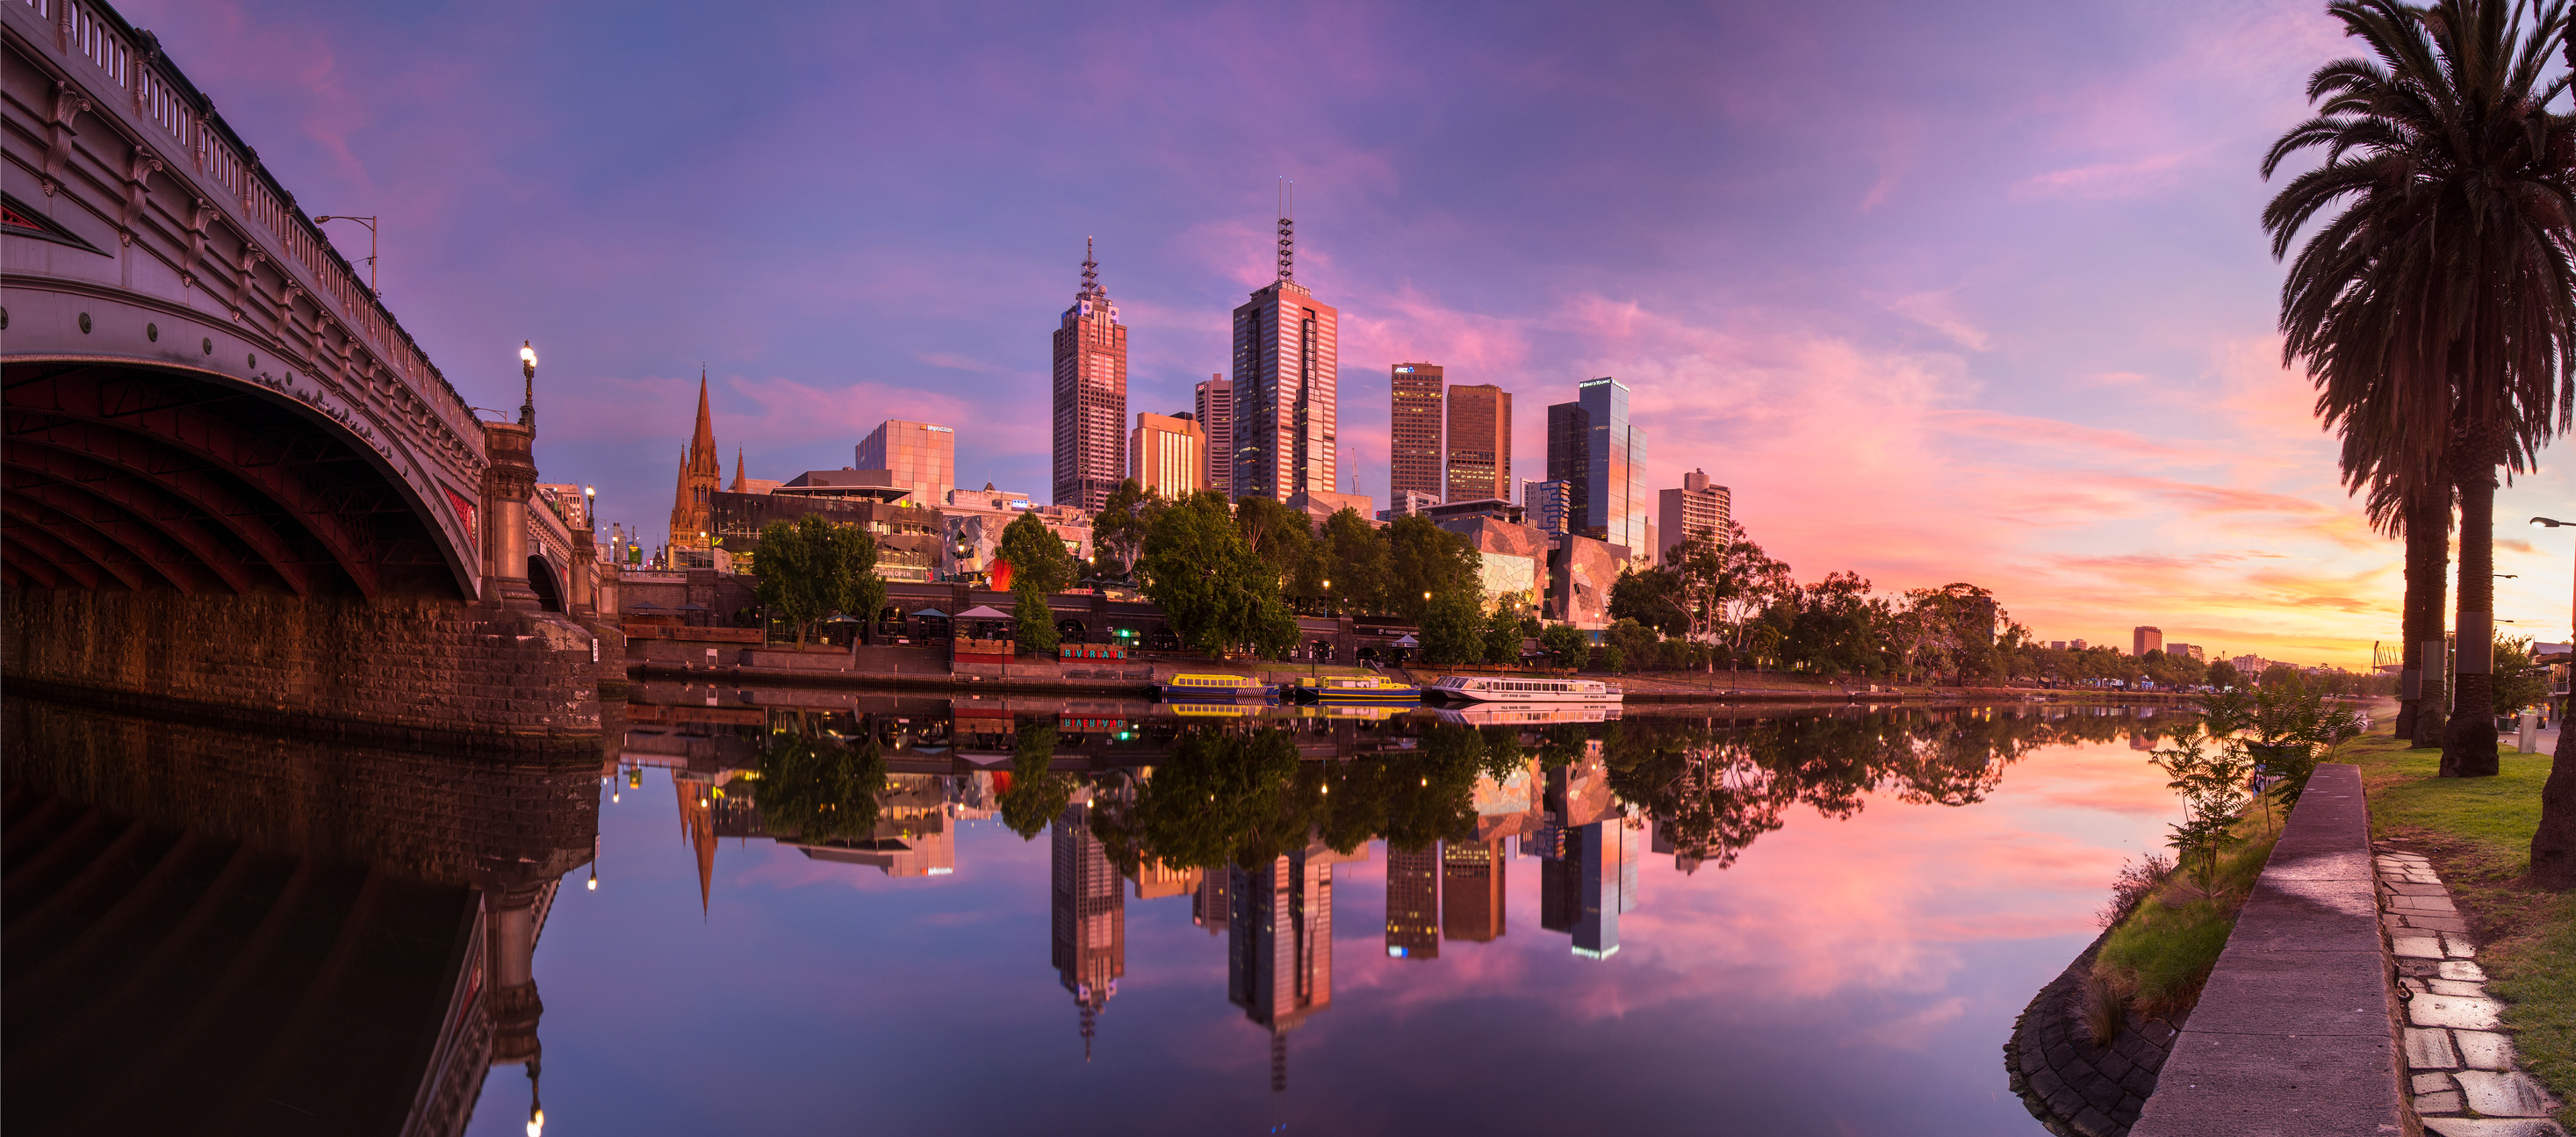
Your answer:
[2377,848,2568,1136]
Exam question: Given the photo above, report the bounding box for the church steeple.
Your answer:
[669,369,723,551]
[730,449,747,494]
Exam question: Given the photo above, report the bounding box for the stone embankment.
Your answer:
[2004,928,2184,1136]
[2129,763,2407,1136]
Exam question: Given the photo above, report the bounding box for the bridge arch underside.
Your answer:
[2,360,466,601]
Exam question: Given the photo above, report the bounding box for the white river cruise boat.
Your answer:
[1425,675,1623,703]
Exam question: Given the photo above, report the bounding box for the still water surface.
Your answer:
[3,694,2189,1136]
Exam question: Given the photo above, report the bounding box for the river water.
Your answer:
[3,693,2190,1136]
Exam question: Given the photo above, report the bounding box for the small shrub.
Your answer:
[2097,852,2176,928]
[2079,969,2131,1047]
[2095,823,2277,1018]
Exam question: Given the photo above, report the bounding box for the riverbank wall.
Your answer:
[2004,926,2186,1137]
[2127,762,2407,1136]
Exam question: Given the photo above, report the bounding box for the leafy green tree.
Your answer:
[1091,479,1158,579]
[2262,0,2576,775]
[2205,658,2242,690]
[752,514,884,646]
[2492,637,2551,717]
[1314,507,1389,615]
[1420,587,1485,666]
[1385,515,1479,622]
[1607,618,1660,672]
[1603,644,1629,674]
[997,511,1075,596]
[1540,623,1587,669]
[1013,586,1060,657]
[1481,599,1529,665]
[1783,571,1885,680]
[998,721,1075,839]
[1609,565,1688,637]
[1140,491,1298,658]
[1234,495,1315,583]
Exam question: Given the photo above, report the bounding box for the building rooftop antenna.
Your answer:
[1082,235,1099,297]
[1276,177,1295,283]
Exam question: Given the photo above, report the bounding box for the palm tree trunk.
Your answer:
[2401,487,2452,747]
[2534,719,2576,889]
[2443,454,2500,777]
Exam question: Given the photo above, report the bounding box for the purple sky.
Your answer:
[119,0,2576,664]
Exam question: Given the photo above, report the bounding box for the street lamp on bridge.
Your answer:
[313,214,378,295]
[519,342,539,428]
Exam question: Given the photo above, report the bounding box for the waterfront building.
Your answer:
[1442,838,1506,943]
[1545,378,1649,549]
[1385,847,1440,960]
[1444,383,1511,506]
[1658,468,1731,561]
[940,486,1093,581]
[1230,211,1338,502]
[1130,412,1205,500]
[1434,511,1547,610]
[709,481,941,582]
[1053,239,1128,511]
[1053,797,1126,1059]
[1195,375,1234,500]
[856,420,956,519]
[2133,626,2163,657]
[1390,363,1445,505]
[1523,479,1572,536]
[668,371,723,551]
[1545,533,1623,628]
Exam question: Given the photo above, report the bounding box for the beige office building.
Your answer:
[1130,412,1206,500]
[1657,468,1731,561]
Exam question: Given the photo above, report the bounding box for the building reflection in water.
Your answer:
[1230,846,1347,1093]
[0,695,597,1137]
[1053,792,1126,1059]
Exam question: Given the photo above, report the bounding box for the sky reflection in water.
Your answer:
[470,704,2182,1137]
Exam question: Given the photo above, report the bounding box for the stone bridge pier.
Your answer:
[2,1,609,751]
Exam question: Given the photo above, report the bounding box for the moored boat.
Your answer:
[1424,674,1622,703]
[1286,676,1421,704]
[1156,673,1277,701]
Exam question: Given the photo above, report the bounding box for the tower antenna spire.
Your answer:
[1082,236,1098,297]
[1276,177,1295,283]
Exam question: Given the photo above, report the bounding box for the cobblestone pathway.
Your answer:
[2377,847,2567,1136]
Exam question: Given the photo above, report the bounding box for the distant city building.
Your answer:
[1523,479,1571,535]
[709,486,941,582]
[1442,838,1506,943]
[1444,383,1511,506]
[1378,488,1440,522]
[1130,412,1205,500]
[2164,643,2205,661]
[1053,797,1126,1058]
[1231,213,1338,502]
[2133,626,2163,657]
[2049,641,2067,651]
[1657,468,1731,562]
[1053,239,1128,511]
[668,371,723,549]
[1135,860,1200,902]
[1385,847,1440,960]
[1546,378,1648,550]
[1390,363,1444,506]
[940,487,1093,581]
[856,419,956,520]
[2071,638,2089,651]
[536,482,590,531]
[1285,488,1371,530]
[1194,375,1234,499]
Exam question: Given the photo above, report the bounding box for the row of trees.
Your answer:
[2258,0,2572,885]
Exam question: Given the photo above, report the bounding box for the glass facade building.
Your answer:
[855,419,955,513]
[1544,378,1647,551]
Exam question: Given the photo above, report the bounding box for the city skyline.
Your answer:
[139,0,2576,666]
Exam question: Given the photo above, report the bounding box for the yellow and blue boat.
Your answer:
[1157,673,1277,702]
[1286,676,1421,705]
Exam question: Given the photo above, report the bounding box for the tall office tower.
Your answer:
[1195,374,1234,500]
[1570,378,1648,550]
[1231,210,1338,501]
[1389,363,1445,505]
[855,419,955,512]
[1523,479,1571,536]
[1130,412,1205,500]
[1053,239,1129,510]
[1658,467,1732,560]
[1545,402,1590,534]
[1052,801,1126,1059]
[1229,848,1333,1093]
[1385,847,1441,961]
[668,371,722,547]
[1444,384,1511,504]
[1536,822,1635,959]
[1442,838,1506,942]
[2133,626,2163,657]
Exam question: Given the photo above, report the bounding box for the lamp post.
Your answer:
[2532,518,2576,723]
[313,214,378,296]
[518,342,538,428]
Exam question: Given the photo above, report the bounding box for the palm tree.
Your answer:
[2263,0,2576,781]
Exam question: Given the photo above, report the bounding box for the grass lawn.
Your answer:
[2341,730,2574,1122]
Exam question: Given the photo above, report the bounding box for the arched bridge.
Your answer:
[4,0,608,745]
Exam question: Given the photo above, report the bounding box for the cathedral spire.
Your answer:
[689,369,718,471]
[731,449,746,494]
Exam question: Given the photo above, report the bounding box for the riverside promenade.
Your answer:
[2130,763,2407,1136]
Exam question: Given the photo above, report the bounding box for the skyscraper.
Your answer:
[1544,378,1648,550]
[2134,626,2163,657]
[1231,209,1337,502]
[1130,412,1205,500]
[1385,847,1440,961]
[1537,821,1636,959]
[1445,383,1511,504]
[1658,468,1731,560]
[1195,374,1234,500]
[667,371,722,549]
[1053,239,1129,510]
[1442,838,1506,942]
[855,420,954,511]
[1229,847,1333,1093]
[1053,800,1126,1059]
[1389,363,1444,506]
